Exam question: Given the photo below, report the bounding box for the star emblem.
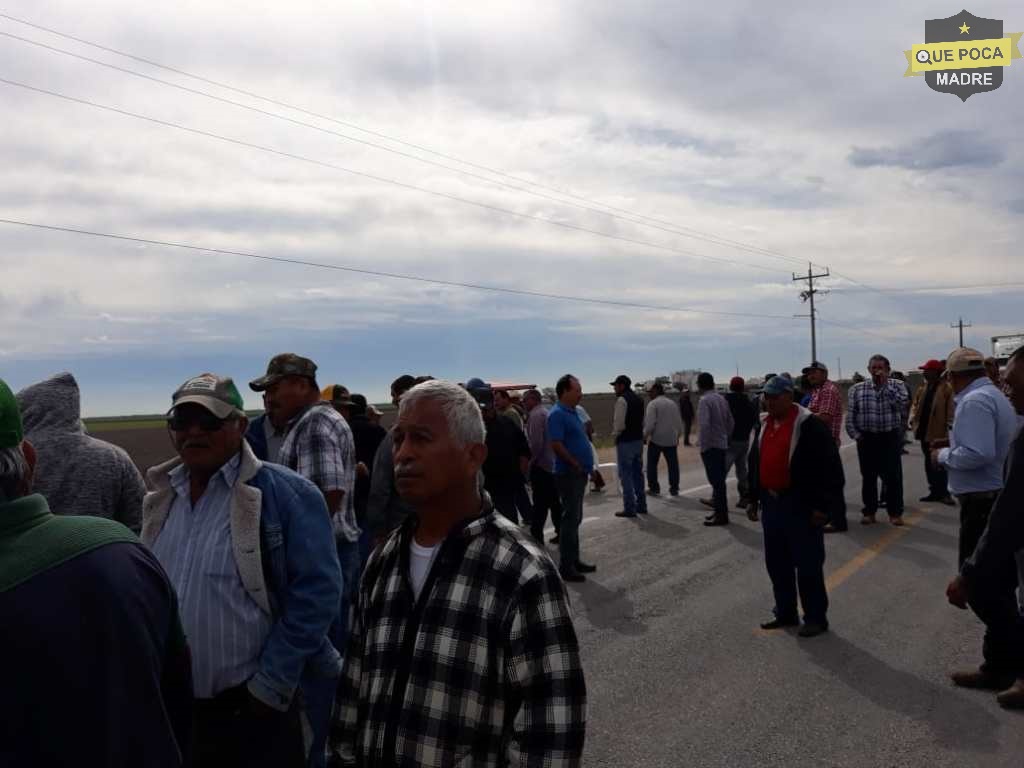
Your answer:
[959,22,971,34]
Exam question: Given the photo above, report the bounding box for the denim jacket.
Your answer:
[141,440,342,710]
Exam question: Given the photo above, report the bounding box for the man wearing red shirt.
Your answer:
[746,375,846,638]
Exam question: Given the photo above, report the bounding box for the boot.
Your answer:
[996,679,1024,709]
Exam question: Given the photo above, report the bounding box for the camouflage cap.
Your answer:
[0,378,24,449]
[170,373,246,419]
[249,353,318,392]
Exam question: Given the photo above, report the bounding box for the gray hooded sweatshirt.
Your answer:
[16,373,144,533]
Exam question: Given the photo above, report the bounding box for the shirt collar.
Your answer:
[954,376,993,404]
[0,493,51,537]
[168,451,243,499]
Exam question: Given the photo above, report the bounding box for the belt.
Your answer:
[956,490,999,501]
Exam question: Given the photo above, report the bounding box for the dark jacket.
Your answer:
[349,414,387,525]
[679,394,695,423]
[365,431,415,538]
[0,495,192,767]
[961,426,1024,588]
[483,414,531,494]
[617,389,645,444]
[725,392,757,442]
[748,406,846,518]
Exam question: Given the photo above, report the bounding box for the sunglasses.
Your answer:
[167,409,231,432]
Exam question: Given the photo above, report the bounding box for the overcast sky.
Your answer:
[1,1,1022,415]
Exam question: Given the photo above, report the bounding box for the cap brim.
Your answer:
[248,374,281,392]
[169,395,238,419]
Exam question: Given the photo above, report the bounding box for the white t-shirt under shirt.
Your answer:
[409,539,441,600]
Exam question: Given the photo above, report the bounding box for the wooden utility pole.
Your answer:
[793,262,830,362]
[951,317,972,347]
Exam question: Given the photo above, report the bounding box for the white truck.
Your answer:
[992,333,1024,365]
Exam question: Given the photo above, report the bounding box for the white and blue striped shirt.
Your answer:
[151,453,272,699]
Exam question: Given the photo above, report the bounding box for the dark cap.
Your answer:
[321,383,354,408]
[347,393,368,416]
[465,378,494,408]
[171,373,246,419]
[763,374,795,396]
[249,353,318,392]
[0,378,24,449]
[801,361,828,375]
[610,374,632,388]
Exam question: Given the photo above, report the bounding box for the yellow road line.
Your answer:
[825,507,925,592]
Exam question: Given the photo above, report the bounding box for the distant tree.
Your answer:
[541,387,557,403]
[851,371,865,383]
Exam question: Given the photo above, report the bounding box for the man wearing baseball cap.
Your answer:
[144,373,342,767]
[0,378,192,766]
[248,355,357,768]
[746,374,845,638]
[929,349,1019,693]
[909,360,955,505]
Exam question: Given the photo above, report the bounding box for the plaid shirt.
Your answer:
[278,402,359,542]
[808,379,843,445]
[331,498,586,767]
[845,379,909,440]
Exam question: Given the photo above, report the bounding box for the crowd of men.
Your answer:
[1,342,1023,766]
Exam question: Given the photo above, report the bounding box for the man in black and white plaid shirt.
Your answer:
[329,379,586,767]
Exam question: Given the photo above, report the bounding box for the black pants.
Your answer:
[761,491,828,625]
[192,685,304,768]
[921,439,950,498]
[682,419,693,446]
[960,492,1024,679]
[701,448,729,521]
[856,431,904,516]
[529,467,563,540]
[646,443,680,494]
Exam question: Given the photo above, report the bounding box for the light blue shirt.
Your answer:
[938,377,1017,495]
[152,453,272,698]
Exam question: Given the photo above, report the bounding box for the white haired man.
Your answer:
[330,379,586,766]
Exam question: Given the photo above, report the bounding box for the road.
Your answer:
[559,442,1024,767]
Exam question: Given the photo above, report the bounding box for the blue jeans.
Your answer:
[701,448,728,520]
[760,492,828,625]
[647,443,680,494]
[555,471,588,570]
[616,440,646,514]
[309,538,361,768]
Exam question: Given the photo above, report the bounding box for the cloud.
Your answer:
[848,131,1005,171]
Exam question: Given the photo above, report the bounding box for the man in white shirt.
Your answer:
[644,382,684,496]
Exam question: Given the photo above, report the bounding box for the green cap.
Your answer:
[0,379,24,449]
[249,353,318,392]
[170,374,246,419]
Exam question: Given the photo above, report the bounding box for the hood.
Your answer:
[16,372,84,437]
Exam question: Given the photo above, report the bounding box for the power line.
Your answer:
[816,315,891,342]
[830,280,1024,295]
[0,75,797,278]
[0,217,801,320]
[0,28,812,273]
[0,11,809,269]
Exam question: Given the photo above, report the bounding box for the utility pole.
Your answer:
[951,317,972,347]
[837,356,842,381]
[793,262,830,362]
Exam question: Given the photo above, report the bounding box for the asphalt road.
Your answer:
[560,442,1024,767]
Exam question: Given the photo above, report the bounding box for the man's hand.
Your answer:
[931,448,943,466]
[356,461,369,479]
[946,575,969,609]
[810,510,828,528]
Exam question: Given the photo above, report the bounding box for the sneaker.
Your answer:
[939,495,957,506]
[699,498,715,509]
[860,514,876,525]
[798,622,829,638]
[951,668,1015,690]
[637,507,649,515]
[736,498,750,509]
[997,679,1024,709]
[919,494,940,502]
[703,517,730,527]
[646,488,660,497]
[575,560,597,573]
[615,510,638,518]
[669,489,679,497]
[890,516,905,527]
